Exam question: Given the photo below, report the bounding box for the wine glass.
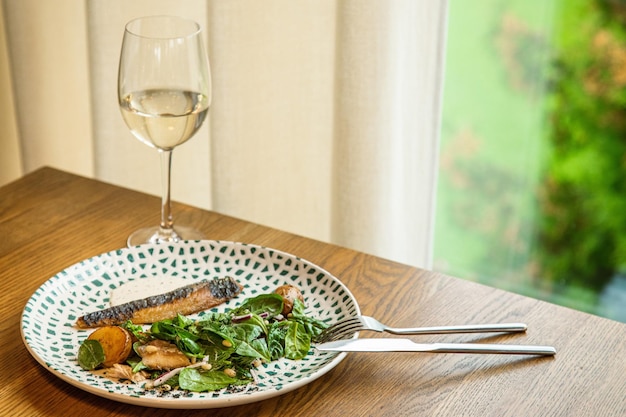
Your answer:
[118,16,211,247]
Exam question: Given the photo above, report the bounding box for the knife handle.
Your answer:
[429,343,556,356]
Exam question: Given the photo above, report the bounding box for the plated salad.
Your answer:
[77,284,328,393]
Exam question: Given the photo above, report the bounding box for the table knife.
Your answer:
[315,338,556,356]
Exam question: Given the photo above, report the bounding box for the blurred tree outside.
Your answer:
[434,0,626,322]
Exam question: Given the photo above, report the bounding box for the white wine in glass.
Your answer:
[118,16,211,247]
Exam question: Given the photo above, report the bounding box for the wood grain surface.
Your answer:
[1,167,624,417]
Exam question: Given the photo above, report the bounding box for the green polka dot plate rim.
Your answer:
[20,240,360,409]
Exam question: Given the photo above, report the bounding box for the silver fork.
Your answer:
[315,315,528,343]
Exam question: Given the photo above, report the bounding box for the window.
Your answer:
[434,0,626,322]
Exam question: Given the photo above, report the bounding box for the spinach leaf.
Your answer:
[113,289,328,393]
[231,293,284,316]
[232,322,264,342]
[178,368,246,392]
[235,338,271,362]
[196,317,236,344]
[177,335,203,356]
[290,299,328,339]
[267,321,289,360]
[77,339,104,370]
[235,313,268,335]
[284,321,311,360]
[291,297,306,316]
[150,319,197,342]
[149,316,204,355]
[127,355,148,373]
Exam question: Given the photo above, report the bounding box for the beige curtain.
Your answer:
[1,0,93,179]
[0,2,21,184]
[0,0,447,269]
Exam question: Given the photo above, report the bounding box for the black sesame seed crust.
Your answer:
[77,277,240,328]
[210,276,241,299]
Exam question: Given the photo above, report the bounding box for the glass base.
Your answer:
[127,225,205,247]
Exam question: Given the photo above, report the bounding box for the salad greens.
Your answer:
[77,339,105,370]
[119,291,328,392]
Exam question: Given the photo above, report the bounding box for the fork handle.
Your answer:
[386,322,528,335]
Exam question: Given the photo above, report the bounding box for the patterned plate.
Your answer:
[20,240,360,409]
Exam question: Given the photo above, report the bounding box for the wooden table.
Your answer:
[1,167,625,417]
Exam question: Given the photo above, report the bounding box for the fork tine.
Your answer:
[316,319,360,343]
[316,316,363,343]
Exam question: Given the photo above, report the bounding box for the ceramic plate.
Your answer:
[21,240,359,409]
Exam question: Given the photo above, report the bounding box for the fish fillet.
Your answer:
[75,277,243,328]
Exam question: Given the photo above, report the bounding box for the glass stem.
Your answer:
[159,149,174,233]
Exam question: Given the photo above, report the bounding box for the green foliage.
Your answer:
[77,339,105,370]
[435,0,625,319]
[537,0,626,290]
[139,293,326,391]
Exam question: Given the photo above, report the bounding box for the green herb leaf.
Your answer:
[80,289,326,392]
[284,321,311,360]
[291,299,328,339]
[122,320,150,343]
[178,368,245,392]
[77,339,105,370]
[232,293,284,316]
[235,338,271,362]
[235,314,268,335]
[267,321,288,360]
[232,322,264,342]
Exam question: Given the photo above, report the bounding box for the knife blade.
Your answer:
[315,338,556,356]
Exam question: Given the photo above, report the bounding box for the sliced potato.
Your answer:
[87,326,132,367]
